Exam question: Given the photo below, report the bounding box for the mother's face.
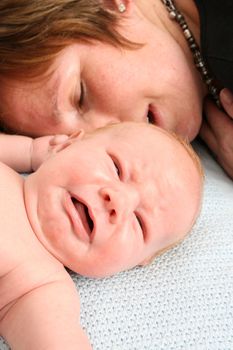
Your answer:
[0,3,203,139]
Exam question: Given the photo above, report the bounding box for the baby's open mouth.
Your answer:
[71,197,94,235]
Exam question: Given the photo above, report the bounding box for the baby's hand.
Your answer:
[199,90,233,179]
[31,134,69,171]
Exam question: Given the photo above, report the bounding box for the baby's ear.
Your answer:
[138,255,154,267]
[50,130,85,153]
[139,258,153,266]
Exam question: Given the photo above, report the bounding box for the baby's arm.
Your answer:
[0,133,68,172]
[0,271,92,350]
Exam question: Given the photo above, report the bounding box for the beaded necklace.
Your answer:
[161,0,220,107]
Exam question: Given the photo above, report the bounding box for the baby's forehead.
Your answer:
[104,125,180,165]
[110,124,177,150]
[95,123,163,142]
[88,123,189,161]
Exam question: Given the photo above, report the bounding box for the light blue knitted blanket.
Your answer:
[1,141,233,349]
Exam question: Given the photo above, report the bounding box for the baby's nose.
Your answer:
[99,184,139,224]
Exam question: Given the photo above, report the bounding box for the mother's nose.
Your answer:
[98,184,139,224]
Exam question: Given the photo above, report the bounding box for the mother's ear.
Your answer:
[103,0,132,13]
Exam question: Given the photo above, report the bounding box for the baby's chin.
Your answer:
[69,260,137,279]
[71,266,126,279]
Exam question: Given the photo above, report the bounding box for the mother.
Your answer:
[0,0,233,177]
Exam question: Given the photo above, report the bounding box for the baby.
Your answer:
[0,122,203,349]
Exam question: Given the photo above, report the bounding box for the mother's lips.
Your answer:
[147,104,163,127]
[147,107,155,124]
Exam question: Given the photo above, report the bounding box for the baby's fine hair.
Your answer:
[0,0,134,78]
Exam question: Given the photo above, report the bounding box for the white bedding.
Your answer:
[1,140,233,349]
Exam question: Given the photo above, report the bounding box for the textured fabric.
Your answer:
[1,141,233,349]
[194,0,233,90]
